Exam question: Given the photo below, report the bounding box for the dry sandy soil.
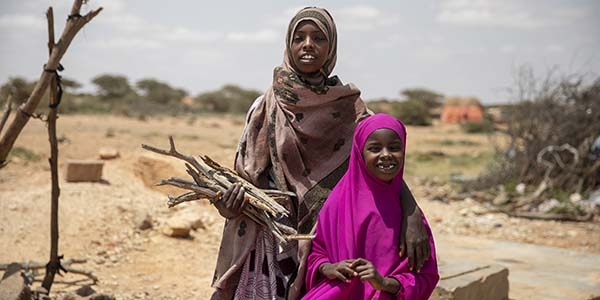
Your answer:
[1,114,598,299]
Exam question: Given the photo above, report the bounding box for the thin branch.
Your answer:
[167,192,203,208]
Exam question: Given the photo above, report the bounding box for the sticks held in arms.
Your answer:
[142,136,298,244]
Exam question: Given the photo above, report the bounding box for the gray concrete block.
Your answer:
[431,263,509,300]
[65,160,104,182]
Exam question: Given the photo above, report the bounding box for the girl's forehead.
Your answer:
[365,128,402,142]
[294,20,323,34]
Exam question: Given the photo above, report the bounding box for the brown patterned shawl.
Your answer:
[212,7,368,295]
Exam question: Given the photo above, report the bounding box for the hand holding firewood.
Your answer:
[142,136,308,244]
[214,182,247,219]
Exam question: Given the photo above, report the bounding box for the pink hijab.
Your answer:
[304,114,439,299]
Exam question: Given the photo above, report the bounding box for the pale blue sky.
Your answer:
[1,0,599,103]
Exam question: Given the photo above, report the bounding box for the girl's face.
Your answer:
[362,128,404,183]
[290,20,329,75]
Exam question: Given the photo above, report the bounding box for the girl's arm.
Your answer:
[399,180,431,271]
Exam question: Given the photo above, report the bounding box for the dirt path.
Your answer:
[1,114,598,299]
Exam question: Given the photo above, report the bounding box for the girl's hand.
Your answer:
[214,183,247,219]
[350,258,400,294]
[319,260,357,283]
[350,258,385,289]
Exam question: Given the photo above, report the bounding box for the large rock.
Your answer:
[65,160,104,182]
[431,263,509,300]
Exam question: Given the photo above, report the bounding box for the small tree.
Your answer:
[400,88,444,108]
[0,77,36,106]
[91,74,135,99]
[391,99,432,126]
[136,78,187,105]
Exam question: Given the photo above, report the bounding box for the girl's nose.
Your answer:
[302,37,314,49]
[381,148,392,158]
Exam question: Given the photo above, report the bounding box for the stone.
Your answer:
[515,183,526,194]
[569,193,582,203]
[162,217,192,238]
[431,263,509,300]
[135,211,153,230]
[98,147,119,160]
[65,160,104,182]
[492,192,509,206]
[74,285,96,297]
[0,271,32,300]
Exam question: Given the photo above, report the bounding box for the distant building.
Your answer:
[440,97,484,123]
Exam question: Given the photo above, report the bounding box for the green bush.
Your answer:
[461,120,494,133]
[391,99,432,126]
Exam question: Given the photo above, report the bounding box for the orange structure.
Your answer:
[440,97,484,123]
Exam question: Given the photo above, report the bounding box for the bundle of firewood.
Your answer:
[142,136,300,244]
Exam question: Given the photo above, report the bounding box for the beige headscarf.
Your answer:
[236,6,367,230]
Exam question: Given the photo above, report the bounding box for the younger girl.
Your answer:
[304,114,439,299]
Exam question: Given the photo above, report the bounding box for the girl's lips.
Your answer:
[299,54,317,63]
[376,162,398,172]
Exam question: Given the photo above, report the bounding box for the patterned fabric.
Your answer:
[212,7,368,299]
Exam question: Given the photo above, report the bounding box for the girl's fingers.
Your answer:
[349,258,366,268]
[233,186,245,213]
[335,272,349,283]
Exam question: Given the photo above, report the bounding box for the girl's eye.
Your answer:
[315,35,327,42]
[293,36,303,43]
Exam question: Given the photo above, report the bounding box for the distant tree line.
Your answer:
[1,74,451,125]
[0,74,261,117]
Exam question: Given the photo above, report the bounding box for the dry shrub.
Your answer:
[471,68,600,196]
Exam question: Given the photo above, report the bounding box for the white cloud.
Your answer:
[500,44,516,54]
[97,13,149,33]
[160,27,222,43]
[339,5,380,19]
[97,11,224,47]
[544,44,563,53]
[337,5,399,32]
[0,14,46,31]
[437,0,543,29]
[93,37,162,49]
[226,29,278,43]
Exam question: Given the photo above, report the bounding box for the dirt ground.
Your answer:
[1,114,598,299]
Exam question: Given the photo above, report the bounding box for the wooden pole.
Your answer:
[40,6,62,293]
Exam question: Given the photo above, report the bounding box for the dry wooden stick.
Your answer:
[41,7,62,293]
[142,136,300,242]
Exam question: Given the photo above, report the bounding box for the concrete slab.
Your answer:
[432,263,509,300]
[65,160,104,182]
[434,234,600,300]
